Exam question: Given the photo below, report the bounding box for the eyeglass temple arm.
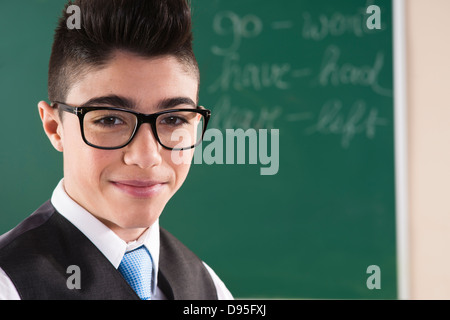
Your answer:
[196,105,211,117]
[51,102,79,115]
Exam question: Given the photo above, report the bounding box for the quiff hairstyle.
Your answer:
[48,0,199,104]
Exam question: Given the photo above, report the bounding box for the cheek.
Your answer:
[164,150,193,188]
[62,134,119,187]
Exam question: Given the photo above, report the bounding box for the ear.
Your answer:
[38,101,64,152]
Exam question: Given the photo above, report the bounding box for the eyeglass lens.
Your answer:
[83,109,205,149]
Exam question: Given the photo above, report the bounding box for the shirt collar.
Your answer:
[50,179,160,294]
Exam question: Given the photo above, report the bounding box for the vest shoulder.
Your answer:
[159,227,218,300]
[0,200,138,300]
[159,227,202,262]
[0,200,55,252]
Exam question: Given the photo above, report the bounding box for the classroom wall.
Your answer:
[407,0,450,299]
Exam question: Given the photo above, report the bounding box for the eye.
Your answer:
[94,116,125,127]
[160,115,188,126]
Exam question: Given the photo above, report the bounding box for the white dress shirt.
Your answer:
[0,180,233,300]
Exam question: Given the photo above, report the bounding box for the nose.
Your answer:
[123,123,162,169]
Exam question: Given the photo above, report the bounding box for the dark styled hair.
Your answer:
[48,0,198,103]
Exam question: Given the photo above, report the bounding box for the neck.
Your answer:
[99,218,149,242]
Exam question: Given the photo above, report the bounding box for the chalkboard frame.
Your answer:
[393,0,408,300]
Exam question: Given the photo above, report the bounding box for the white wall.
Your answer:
[407,0,450,299]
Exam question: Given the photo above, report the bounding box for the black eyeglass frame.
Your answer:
[51,102,211,151]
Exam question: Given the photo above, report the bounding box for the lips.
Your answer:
[111,180,166,198]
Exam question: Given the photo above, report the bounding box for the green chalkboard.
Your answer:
[163,0,398,299]
[0,0,399,299]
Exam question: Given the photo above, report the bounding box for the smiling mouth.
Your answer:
[111,180,166,198]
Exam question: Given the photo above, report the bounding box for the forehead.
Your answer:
[66,52,199,112]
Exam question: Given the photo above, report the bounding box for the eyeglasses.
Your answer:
[52,102,211,151]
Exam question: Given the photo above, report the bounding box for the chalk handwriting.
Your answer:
[301,7,379,41]
[209,95,282,131]
[317,45,392,97]
[305,99,388,148]
[208,53,291,93]
[212,11,263,55]
[206,9,392,150]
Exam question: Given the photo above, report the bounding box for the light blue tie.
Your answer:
[118,246,153,300]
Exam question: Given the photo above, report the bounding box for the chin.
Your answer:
[116,206,163,228]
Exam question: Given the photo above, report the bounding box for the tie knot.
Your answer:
[118,246,153,300]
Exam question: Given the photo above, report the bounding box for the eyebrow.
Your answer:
[80,95,197,111]
[81,95,135,109]
[156,97,197,110]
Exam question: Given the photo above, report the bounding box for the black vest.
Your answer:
[0,201,218,300]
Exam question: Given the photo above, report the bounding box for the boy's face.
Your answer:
[39,53,198,241]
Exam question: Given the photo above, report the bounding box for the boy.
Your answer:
[0,0,232,300]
